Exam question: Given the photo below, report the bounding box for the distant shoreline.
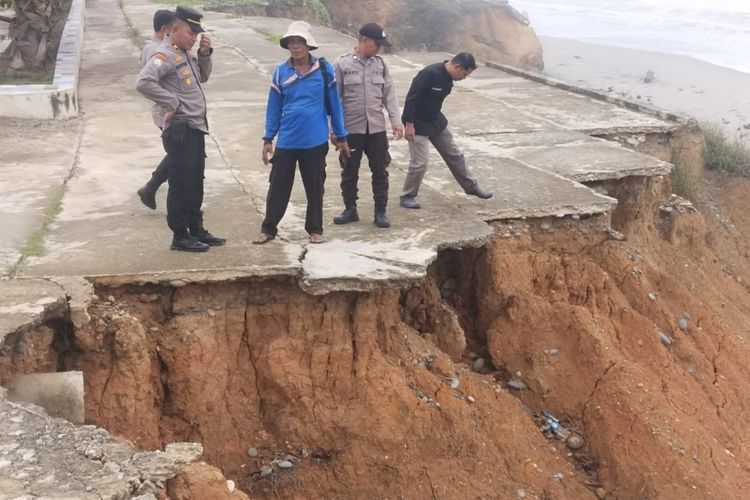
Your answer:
[538,36,750,144]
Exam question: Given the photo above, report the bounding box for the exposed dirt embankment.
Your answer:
[323,0,544,70]
[5,174,750,498]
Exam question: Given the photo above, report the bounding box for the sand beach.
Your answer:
[538,36,750,145]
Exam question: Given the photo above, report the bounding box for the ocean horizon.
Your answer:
[511,0,750,74]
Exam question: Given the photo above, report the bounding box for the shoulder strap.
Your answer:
[319,57,332,116]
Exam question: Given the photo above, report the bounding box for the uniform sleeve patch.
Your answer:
[175,55,184,62]
[154,53,167,61]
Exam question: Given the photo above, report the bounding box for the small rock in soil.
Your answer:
[278,460,294,469]
[659,332,673,346]
[467,395,476,404]
[259,466,273,478]
[507,380,527,390]
[648,292,657,301]
[472,358,485,372]
[547,348,559,357]
[450,378,460,389]
[683,311,692,320]
[247,447,258,458]
[552,472,564,481]
[678,318,688,331]
[566,434,585,450]
[467,351,477,359]
[107,295,115,302]
[227,480,235,493]
[596,487,608,499]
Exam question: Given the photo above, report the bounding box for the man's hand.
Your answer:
[336,139,351,158]
[262,142,274,165]
[392,124,404,140]
[163,109,176,128]
[198,34,212,56]
[329,132,338,147]
[404,122,415,142]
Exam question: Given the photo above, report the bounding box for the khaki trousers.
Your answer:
[400,127,478,198]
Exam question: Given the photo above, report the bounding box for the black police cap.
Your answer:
[359,22,390,46]
[175,5,205,33]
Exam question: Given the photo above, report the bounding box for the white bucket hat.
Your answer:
[280,21,319,50]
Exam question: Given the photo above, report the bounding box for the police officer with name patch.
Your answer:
[332,23,403,229]
[136,6,225,252]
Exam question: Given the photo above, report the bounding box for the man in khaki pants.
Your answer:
[400,52,493,209]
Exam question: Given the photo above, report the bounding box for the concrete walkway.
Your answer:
[1,0,675,295]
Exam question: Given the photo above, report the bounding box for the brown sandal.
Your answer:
[308,233,325,244]
[252,233,275,245]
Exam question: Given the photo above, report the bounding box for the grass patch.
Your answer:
[702,123,750,176]
[117,0,142,49]
[6,182,67,276]
[671,160,703,205]
[265,33,281,45]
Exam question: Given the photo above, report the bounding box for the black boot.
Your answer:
[137,184,157,210]
[334,204,359,225]
[170,236,209,252]
[374,209,390,228]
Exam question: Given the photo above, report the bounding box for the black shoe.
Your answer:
[333,206,359,224]
[466,185,493,199]
[192,230,226,246]
[374,210,390,228]
[170,237,209,252]
[399,196,421,209]
[137,185,157,210]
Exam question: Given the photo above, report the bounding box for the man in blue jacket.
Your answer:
[254,21,350,245]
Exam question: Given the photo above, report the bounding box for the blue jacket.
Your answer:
[264,56,347,149]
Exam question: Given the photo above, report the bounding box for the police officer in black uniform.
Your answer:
[136,6,225,252]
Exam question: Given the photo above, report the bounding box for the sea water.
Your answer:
[511,0,750,74]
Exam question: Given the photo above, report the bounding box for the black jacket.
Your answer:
[401,62,452,137]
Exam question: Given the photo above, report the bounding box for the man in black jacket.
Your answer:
[400,52,492,209]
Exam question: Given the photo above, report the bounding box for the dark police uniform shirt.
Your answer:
[136,39,212,133]
[401,61,453,137]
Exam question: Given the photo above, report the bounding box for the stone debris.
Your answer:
[604,227,626,241]
[596,487,608,499]
[507,380,527,390]
[165,442,203,464]
[259,466,273,478]
[660,194,696,214]
[566,434,585,450]
[277,459,294,469]
[659,332,674,346]
[227,479,236,492]
[472,357,486,372]
[450,378,460,389]
[467,395,476,404]
[678,318,688,331]
[247,447,259,458]
[648,292,657,301]
[552,472,564,481]
[0,392,202,498]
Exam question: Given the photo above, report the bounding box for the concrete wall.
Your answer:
[0,0,85,119]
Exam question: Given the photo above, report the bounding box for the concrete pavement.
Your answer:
[1,0,678,296]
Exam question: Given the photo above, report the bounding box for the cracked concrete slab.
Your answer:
[461,69,676,133]
[0,278,67,345]
[3,1,683,296]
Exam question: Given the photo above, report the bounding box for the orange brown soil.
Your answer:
[5,173,750,498]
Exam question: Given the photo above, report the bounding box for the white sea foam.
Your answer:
[512,0,750,73]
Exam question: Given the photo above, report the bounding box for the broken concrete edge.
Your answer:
[0,388,208,499]
[0,278,68,345]
[300,228,496,295]
[0,0,84,119]
[485,61,697,127]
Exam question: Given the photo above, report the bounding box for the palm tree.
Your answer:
[1,0,63,70]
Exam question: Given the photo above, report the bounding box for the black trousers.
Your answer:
[339,131,390,209]
[261,142,328,237]
[144,154,170,191]
[163,127,205,239]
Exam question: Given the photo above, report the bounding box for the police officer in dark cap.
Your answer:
[136,6,225,252]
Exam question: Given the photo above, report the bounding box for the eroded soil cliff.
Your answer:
[4,173,750,498]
